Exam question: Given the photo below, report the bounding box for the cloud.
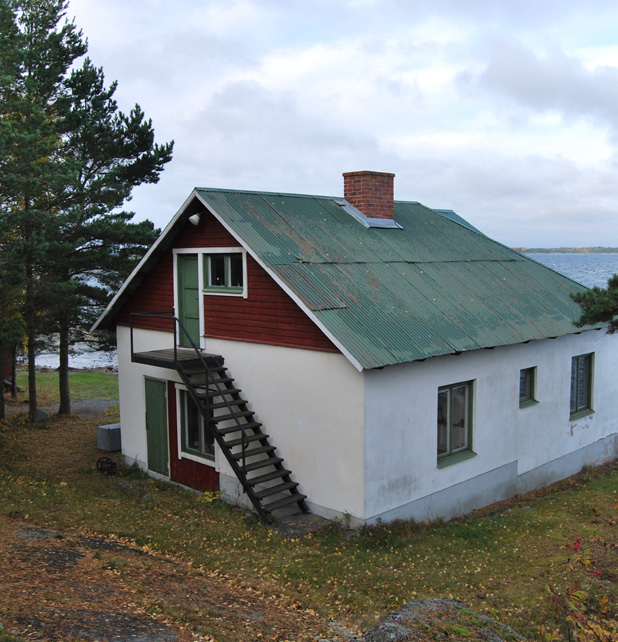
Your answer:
[474,40,618,136]
[66,0,618,248]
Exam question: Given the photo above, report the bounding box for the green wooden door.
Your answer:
[145,378,168,476]
[177,253,200,347]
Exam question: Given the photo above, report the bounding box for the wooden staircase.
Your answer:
[176,357,308,524]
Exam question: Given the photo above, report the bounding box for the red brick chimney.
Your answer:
[343,171,395,220]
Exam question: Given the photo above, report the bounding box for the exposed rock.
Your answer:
[362,599,526,642]
[33,407,49,422]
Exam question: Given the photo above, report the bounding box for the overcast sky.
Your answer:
[68,0,618,248]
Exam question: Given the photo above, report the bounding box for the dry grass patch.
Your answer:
[0,406,615,641]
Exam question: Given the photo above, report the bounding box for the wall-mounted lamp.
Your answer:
[188,213,201,226]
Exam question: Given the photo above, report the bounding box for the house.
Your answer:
[93,171,618,526]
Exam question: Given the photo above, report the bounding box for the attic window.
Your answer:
[204,252,244,295]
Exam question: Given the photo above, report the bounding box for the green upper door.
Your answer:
[145,378,168,476]
[177,253,200,347]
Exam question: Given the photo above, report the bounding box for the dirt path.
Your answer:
[0,399,359,642]
[0,517,356,642]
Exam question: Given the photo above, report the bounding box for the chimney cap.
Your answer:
[342,170,395,178]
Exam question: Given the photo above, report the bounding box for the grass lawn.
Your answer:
[15,368,119,405]
[0,388,615,640]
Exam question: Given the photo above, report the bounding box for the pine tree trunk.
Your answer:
[11,344,17,399]
[0,350,5,420]
[26,268,38,423]
[58,318,70,414]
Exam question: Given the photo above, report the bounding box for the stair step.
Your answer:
[212,409,254,423]
[183,365,226,376]
[247,468,291,486]
[253,481,299,500]
[204,398,247,410]
[263,493,307,513]
[240,456,283,473]
[231,445,276,461]
[191,376,235,387]
[225,433,268,448]
[217,421,263,436]
[206,387,242,398]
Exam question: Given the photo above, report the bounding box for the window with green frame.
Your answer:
[437,380,475,466]
[179,389,214,460]
[570,353,593,418]
[519,367,537,407]
[204,252,243,293]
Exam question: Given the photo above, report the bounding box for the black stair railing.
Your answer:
[130,310,274,523]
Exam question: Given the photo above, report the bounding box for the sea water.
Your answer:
[528,253,618,289]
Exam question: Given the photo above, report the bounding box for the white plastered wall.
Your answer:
[363,329,618,523]
[116,325,180,470]
[118,325,617,525]
[117,326,366,521]
[205,338,365,522]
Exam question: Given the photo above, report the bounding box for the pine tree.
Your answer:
[0,0,86,421]
[0,0,173,417]
[48,58,172,414]
[572,274,618,333]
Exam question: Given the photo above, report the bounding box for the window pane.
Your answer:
[209,255,226,286]
[203,420,214,456]
[229,254,243,287]
[451,385,468,450]
[519,369,529,400]
[437,389,449,455]
[577,357,589,410]
[570,358,578,412]
[184,392,200,452]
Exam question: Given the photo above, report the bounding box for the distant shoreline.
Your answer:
[514,247,618,254]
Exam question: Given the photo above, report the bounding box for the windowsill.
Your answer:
[180,450,215,465]
[437,450,477,468]
[203,288,244,296]
[569,408,594,421]
[519,398,539,409]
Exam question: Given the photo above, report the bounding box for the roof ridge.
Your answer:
[196,187,336,200]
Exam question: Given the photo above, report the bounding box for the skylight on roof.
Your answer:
[334,199,403,229]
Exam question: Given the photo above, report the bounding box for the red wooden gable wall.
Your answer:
[117,209,338,354]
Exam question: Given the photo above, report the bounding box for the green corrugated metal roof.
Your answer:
[196,188,592,369]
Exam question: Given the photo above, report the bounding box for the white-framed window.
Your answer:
[179,388,214,461]
[204,252,244,293]
[437,380,475,467]
[570,353,593,418]
[173,247,248,349]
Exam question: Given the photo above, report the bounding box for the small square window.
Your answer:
[204,252,244,294]
[570,353,593,418]
[437,380,475,466]
[519,367,537,407]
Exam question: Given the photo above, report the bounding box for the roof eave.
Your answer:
[193,191,365,372]
[91,189,203,332]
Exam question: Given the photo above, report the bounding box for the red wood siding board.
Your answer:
[202,252,337,351]
[115,209,339,353]
[175,210,238,248]
[116,252,175,331]
[167,380,219,492]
